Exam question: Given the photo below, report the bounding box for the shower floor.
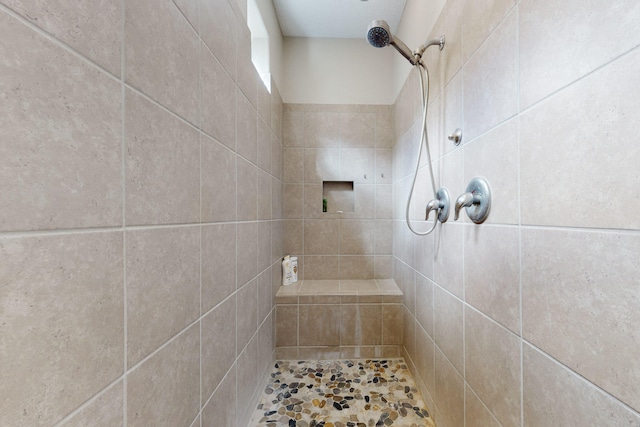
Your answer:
[248,358,435,427]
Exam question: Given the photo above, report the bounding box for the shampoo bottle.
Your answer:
[291,257,298,283]
[282,255,293,286]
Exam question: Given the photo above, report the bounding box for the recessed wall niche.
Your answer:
[322,181,354,213]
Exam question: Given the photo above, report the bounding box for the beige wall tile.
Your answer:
[271,83,284,138]
[173,0,198,32]
[462,0,515,63]
[284,184,304,219]
[201,46,236,150]
[127,324,200,427]
[433,222,464,298]
[125,0,199,124]
[237,91,257,163]
[200,0,237,79]
[258,221,272,271]
[258,313,274,374]
[202,365,236,427]
[340,304,382,345]
[303,255,340,280]
[304,148,340,183]
[519,0,640,109]
[0,233,123,426]
[304,219,339,255]
[61,382,123,427]
[5,0,122,75]
[402,265,416,314]
[520,48,640,230]
[339,112,375,148]
[465,224,520,333]
[403,307,416,358]
[257,270,273,324]
[375,111,394,149]
[340,219,375,255]
[415,275,434,336]
[374,255,393,279]
[0,11,122,232]
[298,346,341,360]
[276,305,298,347]
[201,133,237,222]
[434,348,465,427]
[283,148,304,183]
[237,28,258,109]
[434,287,464,374]
[415,232,434,280]
[375,185,393,219]
[236,336,258,425]
[523,344,640,427]
[415,325,435,394]
[202,224,236,312]
[272,136,284,181]
[522,228,640,409]
[463,9,518,140]
[237,222,258,287]
[299,305,340,346]
[125,89,200,225]
[257,83,272,129]
[201,295,236,404]
[304,111,340,148]
[374,220,393,254]
[340,256,375,280]
[237,157,258,221]
[257,117,272,173]
[465,308,521,427]
[464,118,519,225]
[126,227,200,366]
[283,111,304,148]
[382,304,404,345]
[284,220,303,255]
[465,385,502,427]
[258,169,272,220]
[237,279,258,353]
[339,148,374,184]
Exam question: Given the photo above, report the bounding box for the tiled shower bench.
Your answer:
[275,279,404,359]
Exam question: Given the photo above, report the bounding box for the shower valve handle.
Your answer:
[454,178,492,223]
[425,199,441,221]
[454,193,479,221]
[425,188,451,223]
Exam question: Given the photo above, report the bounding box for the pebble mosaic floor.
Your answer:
[248,359,435,427]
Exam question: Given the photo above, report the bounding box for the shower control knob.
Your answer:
[454,177,491,223]
[425,188,451,223]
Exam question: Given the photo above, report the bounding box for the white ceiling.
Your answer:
[272,0,408,39]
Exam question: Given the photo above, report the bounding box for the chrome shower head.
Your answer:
[366,19,446,66]
[366,19,418,65]
[367,19,392,48]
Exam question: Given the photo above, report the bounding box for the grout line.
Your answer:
[120,0,128,424]
[515,4,524,427]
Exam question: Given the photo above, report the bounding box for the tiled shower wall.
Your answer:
[282,104,394,280]
[394,0,640,426]
[0,0,283,426]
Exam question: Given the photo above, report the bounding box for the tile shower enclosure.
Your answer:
[1,0,640,427]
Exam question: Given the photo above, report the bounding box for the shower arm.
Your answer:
[414,36,446,63]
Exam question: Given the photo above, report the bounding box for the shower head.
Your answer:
[366,19,446,66]
[367,19,417,65]
[367,19,392,48]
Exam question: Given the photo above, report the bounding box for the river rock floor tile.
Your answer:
[248,359,435,427]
